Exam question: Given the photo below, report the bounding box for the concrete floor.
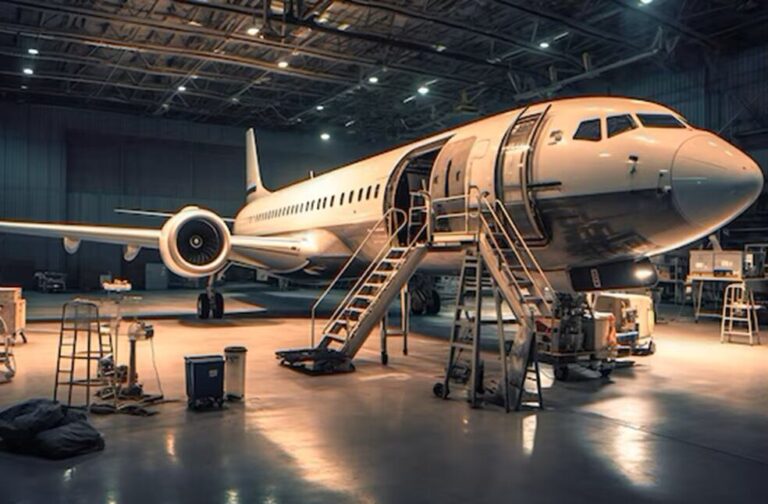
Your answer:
[1,288,768,503]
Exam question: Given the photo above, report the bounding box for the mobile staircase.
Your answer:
[434,191,555,411]
[276,209,429,373]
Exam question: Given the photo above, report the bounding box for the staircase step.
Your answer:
[450,342,475,351]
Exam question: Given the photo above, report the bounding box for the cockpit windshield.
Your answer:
[636,113,686,128]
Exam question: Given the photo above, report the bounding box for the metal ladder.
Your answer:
[54,300,116,409]
[721,282,761,345]
[435,191,553,411]
[277,209,429,373]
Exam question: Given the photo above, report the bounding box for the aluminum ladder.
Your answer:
[721,282,761,345]
[54,300,116,409]
[435,192,553,410]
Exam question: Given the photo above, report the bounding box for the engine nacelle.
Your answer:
[159,207,231,278]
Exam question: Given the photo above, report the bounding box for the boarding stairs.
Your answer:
[434,192,554,411]
[276,209,428,373]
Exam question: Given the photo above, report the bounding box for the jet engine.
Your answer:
[159,207,231,278]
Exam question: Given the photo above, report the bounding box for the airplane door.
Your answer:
[430,136,475,232]
[497,106,550,244]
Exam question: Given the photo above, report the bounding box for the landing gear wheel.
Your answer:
[212,292,224,319]
[425,290,441,315]
[197,293,210,320]
[411,295,426,315]
[433,382,448,398]
[554,365,569,381]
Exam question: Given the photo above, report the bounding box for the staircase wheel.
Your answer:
[212,293,225,319]
[197,293,211,320]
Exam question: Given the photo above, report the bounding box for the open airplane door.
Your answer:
[496,105,551,245]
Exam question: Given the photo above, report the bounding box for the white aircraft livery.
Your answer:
[0,96,763,320]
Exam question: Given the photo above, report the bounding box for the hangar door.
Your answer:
[497,107,550,244]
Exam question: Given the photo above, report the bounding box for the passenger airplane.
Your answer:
[0,96,763,319]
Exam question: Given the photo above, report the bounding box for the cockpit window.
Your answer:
[636,113,686,128]
[573,119,601,141]
[607,114,637,138]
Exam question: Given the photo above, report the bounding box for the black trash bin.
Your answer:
[184,355,225,409]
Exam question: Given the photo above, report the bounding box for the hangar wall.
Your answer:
[0,102,379,289]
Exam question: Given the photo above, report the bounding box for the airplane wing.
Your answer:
[0,220,160,248]
[0,219,306,271]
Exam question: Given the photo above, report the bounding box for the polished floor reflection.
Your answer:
[1,295,767,503]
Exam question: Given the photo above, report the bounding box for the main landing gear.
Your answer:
[197,276,225,319]
[409,275,441,315]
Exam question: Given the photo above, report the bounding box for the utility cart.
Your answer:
[536,295,618,381]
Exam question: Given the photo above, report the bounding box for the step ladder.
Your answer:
[721,283,761,345]
[277,208,429,374]
[54,300,116,409]
[435,193,553,411]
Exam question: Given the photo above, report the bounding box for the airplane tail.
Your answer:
[246,128,271,201]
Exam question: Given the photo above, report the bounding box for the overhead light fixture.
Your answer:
[539,41,550,49]
[20,85,28,90]
[27,48,39,55]
[634,267,655,280]
[345,120,355,127]
[316,105,325,111]
[277,60,289,68]
[368,76,379,84]
[190,74,199,80]
[317,15,329,24]
[177,85,187,92]
[320,132,330,141]
[187,20,202,27]
[417,86,429,95]
[247,26,260,36]
[403,95,415,103]
[22,67,33,75]
[640,0,654,4]
[434,44,447,53]
[161,103,170,109]
[338,23,350,31]
[231,97,240,103]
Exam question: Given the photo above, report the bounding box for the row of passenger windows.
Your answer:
[573,113,686,142]
[254,183,381,221]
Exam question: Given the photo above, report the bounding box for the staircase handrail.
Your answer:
[311,208,407,346]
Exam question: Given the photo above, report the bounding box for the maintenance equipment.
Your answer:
[721,283,761,345]
[185,355,225,409]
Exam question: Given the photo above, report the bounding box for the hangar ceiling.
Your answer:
[0,0,765,141]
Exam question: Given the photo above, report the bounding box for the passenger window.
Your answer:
[636,113,686,128]
[323,197,327,208]
[366,186,372,200]
[573,119,601,141]
[349,190,354,203]
[607,114,637,138]
[374,184,380,198]
[358,188,363,201]
[340,193,345,206]
[330,195,335,207]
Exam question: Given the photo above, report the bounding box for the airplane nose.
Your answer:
[672,135,764,230]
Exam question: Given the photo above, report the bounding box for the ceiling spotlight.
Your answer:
[317,15,329,24]
[338,23,350,31]
[187,20,202,27]
[434,44,447,53]
[368,76,379,84]
[316,105,325,111]
[177,85,187,92]
[345,120,355,127]
[277,60,289,69]
[22,67,33,75]
[231,97,240,103]
[320,132,330,141]
[27,48,39,55]
[20,85,28,90]
[539,41,550,49]
[190,74,199,80]
[417,86,429,95]
[246,26,260,36]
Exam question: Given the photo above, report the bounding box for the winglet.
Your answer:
[246,128,271,201]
